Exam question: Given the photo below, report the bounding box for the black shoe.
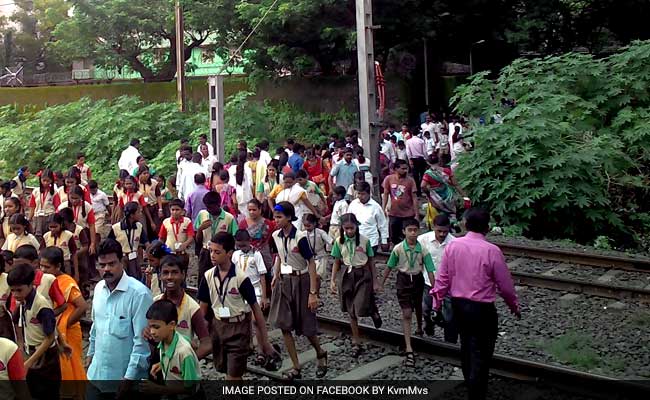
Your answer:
[371,312,382,329]
[423,321,435,336]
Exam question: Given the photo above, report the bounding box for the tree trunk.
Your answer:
[129,35,207,82]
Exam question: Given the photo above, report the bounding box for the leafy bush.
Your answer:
[0,94,355,188]
[452,40,650,247]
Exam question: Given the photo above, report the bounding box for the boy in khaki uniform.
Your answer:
[381,218,436,368]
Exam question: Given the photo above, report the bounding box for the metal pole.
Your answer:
[208,75,225,162]
[423,37,429,108]
[175,0,186,112]
[356,0,380,194]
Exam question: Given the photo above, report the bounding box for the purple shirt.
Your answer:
[185,185,209,221]
[406,136,427,159]
[433,232,519,313]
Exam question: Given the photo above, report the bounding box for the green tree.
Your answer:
[50,0,231,82]
[452,40,650,246]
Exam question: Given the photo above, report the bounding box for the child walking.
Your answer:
[39,247,88,396]
[28,169,56,239]
[302,214,332,282]
[2,214,41,252]
[325,186,348,243]
[109,201,149,280]
[197,232,277,380]
[140,299,202,397]
[268,202,328,379]
[8,263,61,398]
[0,197,22,249]
[43,214,78,280]
[159,199,194,268]
[329,213,381,357]
[381,218,436,367]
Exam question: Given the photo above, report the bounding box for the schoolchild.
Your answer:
[137,166,163,240]
[381,218,436,367]
[0,197,21,249]
[146,254,211,360]
[140,299,202,397]
[302,214,332,281]
[42,214,78,279]
[145,240,171,298]
[2,214,40,253]
[73,153,92,185]
[232,230,268,308]
[56,185,97,256]
[116,174,149,224]
[194,192,238,283]
[268,202,328,379]
[28,169,56,238]
[159,199,194,267]
[8,263,61,398]
[52,167,91,209]
[324,186,348,243]
[329,213,381,356]
[109,201,149,280]
[197,232,277,380]
[58,207,92,296]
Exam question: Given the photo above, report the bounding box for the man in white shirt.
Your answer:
[380,132,397,164]
[418,214,454,335]
[346,181,389,251]
[196,134,214,156]
[117,139,141,173]
[199,143,218,173]
[258,140,273,167]
[421,114,435,137]
[178,153,207,201]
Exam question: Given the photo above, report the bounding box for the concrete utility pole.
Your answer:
[208,75,225,162]
[175,0,186,112]
[356,0,381,192]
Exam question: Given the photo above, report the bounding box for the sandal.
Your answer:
[282,368,302,381]
[351,343,364,358]
[403,352,415,368]
[316,351,328,378]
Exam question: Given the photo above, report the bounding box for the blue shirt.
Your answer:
[87,272,153,383]
[329,160,359,190]
[185,184,209,221]
[288,153,304,173]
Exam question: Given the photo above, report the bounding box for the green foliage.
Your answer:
[453,40,650,245]
[592,236,612,250]
[502,225,524,238]
[544,331,600,370]
[0,94,355,188]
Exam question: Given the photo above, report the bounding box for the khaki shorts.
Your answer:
[211,313,252,378]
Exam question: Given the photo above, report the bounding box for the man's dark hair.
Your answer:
[286,138,295,146]
[296,169,308,179]
[433,214,451,227]
[130,139,140,147]
[199,134,207,140]
[191,152,202,163]
[76,152,85,159]
[169,199,185,209]
[355,181,371,194]
[333,186,346,198]
[7,263,35,286]
[210,232,235,252]
[343,147,353,155]
[194,173,206,185]
[401,218,420,230]
[146,299,178,324]
[234,229,251,242]
[203,191,222,207]
[394,159,408,169]
[464,207,490,233]
[88,180,98,190]
[98,238,123,261]
[14,245,38,262]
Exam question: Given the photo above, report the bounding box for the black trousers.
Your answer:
[410,157,427,195]
[451,298,498,400]
[389,215,414,245]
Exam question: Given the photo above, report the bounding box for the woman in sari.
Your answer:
[421,153,464,221]
[40,246,88,398]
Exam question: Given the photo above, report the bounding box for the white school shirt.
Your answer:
[330,199,349,226]
[346,198,389,247]
[380,140,396,163]
[196,142,214,156]
[305,228,332,259]
[91,189,110,215]
[259,150,272,167]
[232,249,266,288]
[418,232,455,286]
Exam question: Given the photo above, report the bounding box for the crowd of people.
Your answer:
[0,115,518,400]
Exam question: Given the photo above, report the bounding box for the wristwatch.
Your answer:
[309,290,318,295]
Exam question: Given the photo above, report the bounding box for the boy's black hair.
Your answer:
[7,263,35,286]
[303,213,318,225]
[169,198,185,209]
[210,232,235,252]
[76,152,85,159]
[203,191,222,207]
[146,299,178,324]
[97,238,124,260]
[394,159,408,168]
[14,245,38,262]
[88,180,99,190]
[465,207,490,233]
[296,169,308,179]
[234,229,251,242]
[401,217,420,230]
[343,147,353,154]
[433,214,451,227]
[123,201,140,219]
[1,250,14,266]
[194,173,206,185]
[160,254,187,272]
[58,207,74,224]
[397,140,405,146]
[332,186,347,199]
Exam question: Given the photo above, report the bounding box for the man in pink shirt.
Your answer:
[433,207,520,400]
[405,134,427,196]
